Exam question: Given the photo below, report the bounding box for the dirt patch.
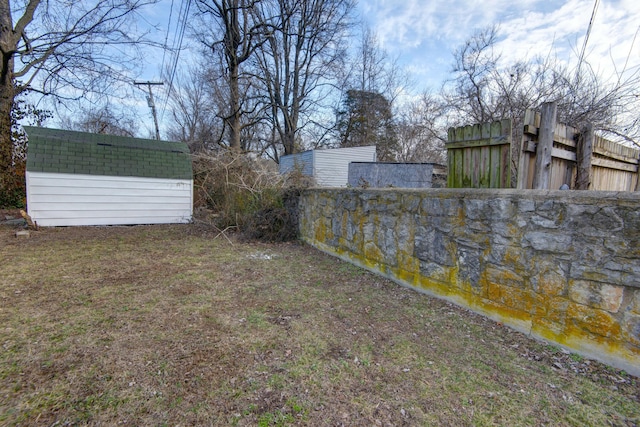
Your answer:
[0,224,638,426]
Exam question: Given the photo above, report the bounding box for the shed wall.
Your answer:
[314,146,377,187]
[279,151,314,176]
[26,172,193,226]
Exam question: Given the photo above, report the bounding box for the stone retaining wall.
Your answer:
[299,188,640,375]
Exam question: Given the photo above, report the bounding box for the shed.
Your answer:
[25,126,193,226]
[348,162,447,188]
[279,146,376,187]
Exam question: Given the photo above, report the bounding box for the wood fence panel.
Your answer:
[521,108,638,191]
[446,119,512,188]
[591,136,639,191]
[449,109,639,191]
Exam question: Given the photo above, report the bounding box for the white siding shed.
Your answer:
[279,146,376,187]
[25,127,193,227]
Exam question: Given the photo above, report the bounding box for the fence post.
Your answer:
[576,123,593,190]
[636,152,640,191]
[532,102,557,190]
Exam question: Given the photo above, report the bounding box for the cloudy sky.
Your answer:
[357,0,640,90]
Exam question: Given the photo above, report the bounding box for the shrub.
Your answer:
[0,160,26,208]
[192,151,309,241]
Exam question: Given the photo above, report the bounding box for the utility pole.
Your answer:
[134,81,164,140]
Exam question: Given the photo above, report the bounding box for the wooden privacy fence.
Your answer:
[447,102,640,191]
[446,119,512,188]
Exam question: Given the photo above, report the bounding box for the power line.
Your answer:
[160,0,176,75]
[576,0,600,82]
[161,0,192,121]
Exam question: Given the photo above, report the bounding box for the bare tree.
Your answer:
[350,25,407,104]
[0,0,158,197]
[60,104,137,137]
[166,68,222,153]
[396,91,447,163]
[194,0,268,151]
[254,0,355,159]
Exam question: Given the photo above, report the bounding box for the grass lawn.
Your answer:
[1,224,638,426]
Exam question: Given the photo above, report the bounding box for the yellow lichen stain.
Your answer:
[341,211,348,236]
[455,206,465,226]
[396,268,418,286]
[487,267,523,287]
[529,292,549,318]
[566,302,622,340]
[487,281,501,301]
[364,242,384,264]
[506,223,522,238]
[314,220,326,243]
[397,251,420,274]
[537,275,566,296]
[503,249,523,269]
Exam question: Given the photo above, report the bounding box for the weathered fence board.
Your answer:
[446,119,511,188]
[520,104,639,191]
[454,103,640,191]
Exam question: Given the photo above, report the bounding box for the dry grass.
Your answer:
[0,224,638,426]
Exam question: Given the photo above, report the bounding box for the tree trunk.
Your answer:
[0,23,15,192]
[0,79,13,190]
[0,0,15,190]
[223,0,241,152]
[228,62,241,151]
[283,130,295,156]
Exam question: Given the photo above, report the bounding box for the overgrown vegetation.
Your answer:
[192,151,310,241]
[1,224,638,426]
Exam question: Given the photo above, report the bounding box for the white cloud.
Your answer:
[359,0,640,89]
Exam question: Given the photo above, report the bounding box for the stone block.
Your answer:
[567,302,621,339]
[530,258,568,296]
[395,218,413,253]
[414,227,454,267]
[517,199,535,213]
[568,206,625,237]
[491,222,521,239]
[457,245,481,289]
[421,197,460,217]
[523,231,572,253]
[533,271,567,297]
[419,261,450,283]
[401,194,421,212]
[490,283,535,313]
[544,297,570,324]
[604,236,640,257]
[568,280,624,313]
[622,312,640,346]
[364,241,384,264]
[629,290,640,315]
[489,198,516,220]
[464,199,489,220]
[362,221,375,244]
[485,266,524,289]
[530,215,559,229]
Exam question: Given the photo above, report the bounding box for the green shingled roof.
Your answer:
[25,126,192,180]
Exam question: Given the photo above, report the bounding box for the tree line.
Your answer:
[1,1,639,206]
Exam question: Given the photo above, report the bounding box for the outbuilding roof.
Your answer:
[25,126,192,180]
